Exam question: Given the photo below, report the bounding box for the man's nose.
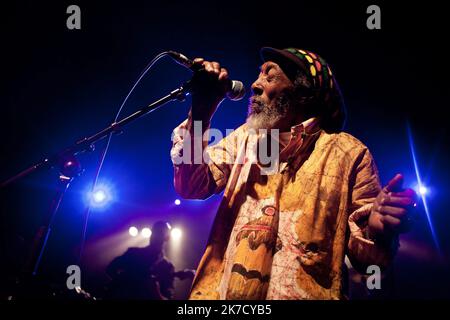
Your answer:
[251,80,263,96]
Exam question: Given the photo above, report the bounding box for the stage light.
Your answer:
[87,182,114,209]
[93,189,107,203]
[90,187,110,207]
[141,227,152,238]
[129,226,138,237]
[174,199,181,206]
[407,123,440,253]
[171,227,182,240]
[418,185,428,196]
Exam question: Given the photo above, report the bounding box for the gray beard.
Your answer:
[246,93,294,130]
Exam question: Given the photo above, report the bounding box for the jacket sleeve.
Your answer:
[170,118,241,200]
[347,148,399,272]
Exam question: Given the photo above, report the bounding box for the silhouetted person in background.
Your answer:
[105,221,193,300]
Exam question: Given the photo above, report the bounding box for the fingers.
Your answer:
[377,187,417,213]
[381,214,402,229]
[371,175,418,237]
[219,67,228,81]
[193,59,227,77]
[384,173,404,193]
[200,61,219,73]
[381,194,415,208]
[377,204,407,218]
[193,58,216,73]
[375,190,412,216]
[211,61,220,73]
[381,213,412,233]
[189,58,230,110]
[374,192,413,234]
[193,57,204,66]
[192,59,229,87]
[204,61,214,73]
[388,188,417,199]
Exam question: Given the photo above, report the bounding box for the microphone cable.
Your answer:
[78,51,173,265]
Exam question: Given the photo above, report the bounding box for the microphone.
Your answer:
[167,51,246,101]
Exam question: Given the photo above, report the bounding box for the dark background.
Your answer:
[0,0,449,299]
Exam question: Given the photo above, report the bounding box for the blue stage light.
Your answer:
[407,123,440,253]
[87,183,114,209]
[93,189,107,203]
[418,185,428,196]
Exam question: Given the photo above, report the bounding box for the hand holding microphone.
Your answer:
[168,51,245,123]
[190,57,231,122]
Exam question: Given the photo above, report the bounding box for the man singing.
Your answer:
[170,47,416,299]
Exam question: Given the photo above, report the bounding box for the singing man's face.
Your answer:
[247,61,297,131]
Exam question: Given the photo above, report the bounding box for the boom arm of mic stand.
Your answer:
[0,81,191,188]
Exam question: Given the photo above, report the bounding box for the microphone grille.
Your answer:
[227,80,246,101]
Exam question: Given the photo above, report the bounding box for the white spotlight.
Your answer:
[141,227,152,238]
[419,185,428,196]
[171,227,182,240]
[129,226,138,237]
[174,199,181,206]
[93,190,106,203]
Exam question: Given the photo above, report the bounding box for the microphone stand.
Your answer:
[1,81,191,288]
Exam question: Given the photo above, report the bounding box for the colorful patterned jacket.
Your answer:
[171,117,396,300]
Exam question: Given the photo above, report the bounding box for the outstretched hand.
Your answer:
[368,174,417,242]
